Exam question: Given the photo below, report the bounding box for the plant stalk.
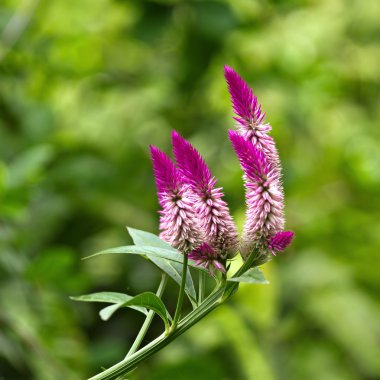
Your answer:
[88,284,224,380]
[88,249,258,380]
[170,252,188,332]
[198,271,205,304]
[125,274,168,358]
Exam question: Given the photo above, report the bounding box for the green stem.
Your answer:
[125,274,168,358]
[221,248,258,301]
[88,284,225,380]
[88,249,258,380]
[198,271,205,304]
[233,249,257,277]
[170,252,188,332]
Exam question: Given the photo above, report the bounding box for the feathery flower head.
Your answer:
[149,66,294,263]
[229,130,284,255]
[188,243,226,275]
[150,145,183,204]
[268,231,294,255]
[228,129,275,183]
[224,65,266,129]
[224,65,280,167]
[150,145,203,252]
[172,130,215,193]
[172,130,239,257]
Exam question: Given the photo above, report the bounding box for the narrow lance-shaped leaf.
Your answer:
[127,227,197,306]
[99,292,171,332]
[83,245,184,263]
[70,292,148,315]
[228,267,269,284]
[84,243,207,272]
[149,256,197,308]
[126,227,177,251]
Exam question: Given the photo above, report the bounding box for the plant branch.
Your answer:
[88,249,259,380]
[88,283,225,380]
[198,271,206,304]
[170,252,188,332]
[125,274,168,358]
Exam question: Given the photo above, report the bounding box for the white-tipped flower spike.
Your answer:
[224,65,281,169]
[172,130,239,258]
[268,231,295,255]
[229,130,285,256]
[150,145,203,252]
[188,243,226,275]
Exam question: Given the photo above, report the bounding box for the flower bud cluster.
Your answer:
[150,67,294,273]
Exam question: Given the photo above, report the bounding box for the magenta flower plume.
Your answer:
[228,129,275,183]
[224,65,266,128]
[150,145,203,252]
[229,130,284,254]
[172,130,239,257]
[188,243,226,275]
[224,65,280,167]
[171,130,215,192]
[268,231,294,255]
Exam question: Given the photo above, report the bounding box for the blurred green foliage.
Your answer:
[1,0,380,379]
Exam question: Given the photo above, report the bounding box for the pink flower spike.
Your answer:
[149,145,203,252]
[224,65,266,128]
[229,131,285,253]
[228,130,273,182]
[150,145,183,204]
[224,66,280,168]
[188,243,226,275]
[268,231,294,255]
[172,130,239,257]
[171,130,215,193]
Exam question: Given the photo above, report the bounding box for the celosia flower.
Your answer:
[172,130,239,257]
[229,130,285,255]
[150,145,203,252]
[224,65,280,167]
[188,243,226,274]
[268,231,294,255]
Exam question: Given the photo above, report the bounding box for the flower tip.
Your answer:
[228,129,239,140]
[171,130,185,150]
[149,144,159,156]
[171,129,180,140]
[228,130,244,151]
[269,231,295,254]
[224,65,242,84]
[285,231,295,240]
[224,64,239,77]
[228,130,247,157]
[149,145,167,165]
[224,64,234,74]
[281,231,295,245]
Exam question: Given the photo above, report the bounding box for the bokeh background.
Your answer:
[1,0,380,379]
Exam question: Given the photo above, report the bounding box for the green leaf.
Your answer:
[85,229,207,270]
[84,245,184,263]
[99,292,171,331]
[70,291,132,304]
[228,267,269,284]
[127,227,197,306]
[125,227,205,270]
[126,227,176,251]
[150,256,197,307]
[70,292,148,315]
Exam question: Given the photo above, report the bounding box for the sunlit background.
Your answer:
[1,0,380,379]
